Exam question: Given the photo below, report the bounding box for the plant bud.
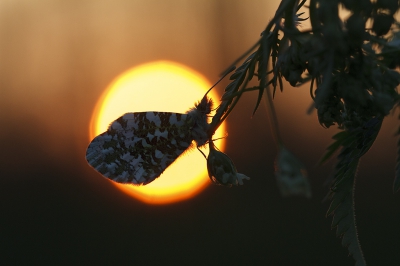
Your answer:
[207,142,249,186]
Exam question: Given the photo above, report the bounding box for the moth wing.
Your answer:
[86,112,195,185]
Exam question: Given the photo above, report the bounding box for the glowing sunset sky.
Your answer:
[0,1,398,265]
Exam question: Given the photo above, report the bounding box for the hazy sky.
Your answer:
[0,1,399,265]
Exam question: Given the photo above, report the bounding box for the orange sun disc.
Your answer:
[89,61,226,204]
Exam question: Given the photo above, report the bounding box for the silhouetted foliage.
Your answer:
[208,1,400,265]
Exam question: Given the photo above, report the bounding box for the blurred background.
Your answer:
[0,0,399,265]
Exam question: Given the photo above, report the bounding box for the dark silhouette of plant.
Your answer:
[207,0,400,265]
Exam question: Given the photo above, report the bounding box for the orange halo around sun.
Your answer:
[89,61,226,205]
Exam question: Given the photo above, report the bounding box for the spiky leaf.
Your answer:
[319,131,350,165]
[327,117,383,266]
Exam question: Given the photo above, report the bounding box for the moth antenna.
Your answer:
[204,65,236,97]
[197,147,207,159]
[211,135,227,148]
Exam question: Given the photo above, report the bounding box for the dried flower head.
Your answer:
[207,142,249,186]
[275,147,311,198]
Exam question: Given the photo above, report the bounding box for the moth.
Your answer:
[86,96,213,185]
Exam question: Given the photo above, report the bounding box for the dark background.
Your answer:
[0,1,399,265]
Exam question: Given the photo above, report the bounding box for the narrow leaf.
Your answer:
[253,32,271,115]
[327,117,382,266]
[247,51,259,81]
[319,131,349,165]
[229,69,246,80]
[328,150,365,265]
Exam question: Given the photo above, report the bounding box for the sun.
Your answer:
[89,61,226,204]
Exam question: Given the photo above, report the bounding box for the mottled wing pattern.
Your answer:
[86,112,195,185]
